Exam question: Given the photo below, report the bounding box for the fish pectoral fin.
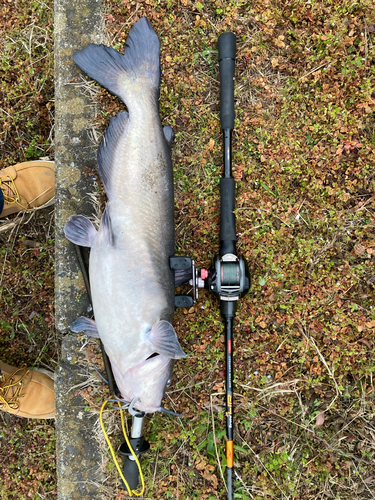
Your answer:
[147,320,186,359]
[163,125,175,150]
[70,317,100,338]
[174,268,193,287]
[64,215,97,247]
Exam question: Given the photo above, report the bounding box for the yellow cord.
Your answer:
[99,397,145,497]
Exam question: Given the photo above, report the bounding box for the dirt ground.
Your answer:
[1,0,374,499]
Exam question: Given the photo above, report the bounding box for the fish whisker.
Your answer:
[93,366,109,385]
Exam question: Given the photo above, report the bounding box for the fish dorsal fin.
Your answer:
[147,321,186,359]
[64,215,97,247]
[163,125,175,150]
[70,317,100,338]
[97,111,129,197]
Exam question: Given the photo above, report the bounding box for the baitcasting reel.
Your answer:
[170,253,251,305]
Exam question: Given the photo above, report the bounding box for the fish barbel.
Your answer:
[64,18,186,413]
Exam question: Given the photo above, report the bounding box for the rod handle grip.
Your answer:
[218,32,236,131]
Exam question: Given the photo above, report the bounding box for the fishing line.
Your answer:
[221,262,240,285]
[99,397,145,497]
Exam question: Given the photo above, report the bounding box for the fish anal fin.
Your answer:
[101,208,114,245]
[64,215,97,247]
[70,317,100,338]
[147,321,186,359]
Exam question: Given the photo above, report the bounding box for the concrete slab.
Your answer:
[54,0,105,498]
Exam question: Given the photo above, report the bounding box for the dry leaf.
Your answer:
[208,138,215,150]
[202,469,218,487]
[358,338,372,348]
[354,242,365,256]
[316,412,325,426]
[195,460,207,470]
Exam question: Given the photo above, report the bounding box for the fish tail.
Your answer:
[73,17,160,104]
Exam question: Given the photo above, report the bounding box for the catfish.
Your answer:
[64,18,186,413]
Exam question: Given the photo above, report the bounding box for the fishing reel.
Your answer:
[170,253,250,305]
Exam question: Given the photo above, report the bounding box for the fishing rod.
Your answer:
[172,32,250,499]
[215,32,251,499]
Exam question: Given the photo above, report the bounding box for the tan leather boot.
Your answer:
[0,161,55,218]
[0,361,55,419]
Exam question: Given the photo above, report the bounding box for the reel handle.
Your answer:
[218,32,236,131]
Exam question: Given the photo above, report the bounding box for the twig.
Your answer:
[0,249,8,301]
[234,470,256,499]
[110,6,140,46]
[152,450,159,487]
[298,60,337,81]
[238,379,302,392]
[261,408,373,464]
[240,436,288,498]
[299,326,342,397]
[358,471,375,500]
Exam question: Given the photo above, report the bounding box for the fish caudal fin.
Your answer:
[64,215,97,247]
[147,321,187,359]
[73,17,160,104]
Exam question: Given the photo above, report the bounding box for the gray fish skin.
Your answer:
[64,18,186,413]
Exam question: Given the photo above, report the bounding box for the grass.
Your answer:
[1,0,375,498]
[0,0,56,498]
[95,0,375,498]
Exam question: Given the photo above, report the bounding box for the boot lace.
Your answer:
[0,366,29,411]
[0,175,28,211]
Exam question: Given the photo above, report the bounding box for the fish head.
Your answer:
[111,354,174,413]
